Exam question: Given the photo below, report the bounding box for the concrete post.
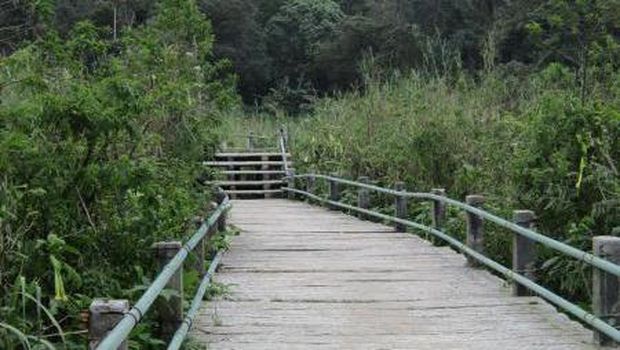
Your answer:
[394,182,407,232]
[153,241,183,342]
[593,236,620,346]
[262,154,272,199]
[89,299,129,350]
[307,174,316,195]
[465,195,485,267]
[192,216,206,277]
[217,210,227,232]
[287,171,296,200]
[357,176,370,220]
[247,132,255,150]
[512,210,536,296]
[430,189,446,243]
[329,173,340,210]
[205,206,219,260]
[214,194,227,232]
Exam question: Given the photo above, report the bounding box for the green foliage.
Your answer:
[202,0,272,100]
[219,0,543,110]
[290,64,620,304]
[8,0,619,113]
[266,0,343,79]
[0,0,237,347]
[2,0,620,345]
[527,0,620,101]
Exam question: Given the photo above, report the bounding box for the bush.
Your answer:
[0,0,237,347]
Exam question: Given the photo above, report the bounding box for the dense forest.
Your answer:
[1,0,620,348]
[5,1,620,108]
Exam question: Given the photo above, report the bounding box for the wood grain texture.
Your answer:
[191,199,600,349]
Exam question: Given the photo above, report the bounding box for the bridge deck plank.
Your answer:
[192,199,599,349]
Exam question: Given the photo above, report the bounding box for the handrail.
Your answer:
[96,196,232,350]
[282,186,620,343]
[167,250,223,350]
[278,127,291,176]
[293,173,620,278]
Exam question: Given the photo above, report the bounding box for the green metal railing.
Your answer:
[283,173,620,343]
[95,196,232,350]
[278,127,292,176]
[167,251,223,350]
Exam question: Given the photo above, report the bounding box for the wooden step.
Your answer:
[224,189,283,195]
[221,148,278,153]
[216,152,290,158]
[221,170,288,175]
[204,161,293,167]
[213,180,285,186]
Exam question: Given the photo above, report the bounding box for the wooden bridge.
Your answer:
[190,199,598,349]
[89,131,620,349]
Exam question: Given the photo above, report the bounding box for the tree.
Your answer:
[202,0,272,102]
[266,0,344,83]
[527,0,620,102]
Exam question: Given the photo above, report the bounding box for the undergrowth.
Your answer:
[0,0,237,348]
[288,64,620,307]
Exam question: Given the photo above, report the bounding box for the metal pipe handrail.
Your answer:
[283,186,620,343]
[96,197,232,350]
[167,251,223,350]
[293,173,620,278]
[279,128,291,176]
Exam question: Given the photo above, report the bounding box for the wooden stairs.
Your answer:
[205,150,293,199]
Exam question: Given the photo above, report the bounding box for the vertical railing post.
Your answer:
[218,209,227,232]
[357,176,370,220]
[88,299,129,350]
[593,236,620,346]
[247,131,255,151]
[465,195,485,267]
[512,210,536,296]
[214,192,227,233]
[430,189,446,243]
[394,182,407,232]
[307,174,316,195]
[281,125,289,150]
[208,202,220,259]
[192,216,206,276]
[226,154,236,200]
[287,171,296,200]
[153,241,183,341]
[262,154,272,199]
[328,173,340,210]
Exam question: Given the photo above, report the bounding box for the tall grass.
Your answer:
[217,111,296,150]
[288,65,620,305]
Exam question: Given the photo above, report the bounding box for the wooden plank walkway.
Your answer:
[192,199,599,349]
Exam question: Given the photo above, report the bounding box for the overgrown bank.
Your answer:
[291,66,620,304]
[0,0,235,348]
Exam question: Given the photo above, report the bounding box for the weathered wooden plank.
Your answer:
[191,199,599,349]
[216,152,291,158]
[204,161,293,167]
[224,189,283,195]
[213,180,285,186]
[221,170,288,175]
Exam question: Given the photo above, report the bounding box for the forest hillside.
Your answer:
[1,0,619,348]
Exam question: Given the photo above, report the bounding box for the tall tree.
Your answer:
[527,0,620,102]
[266,0,344,83]
[202,0,272,102]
